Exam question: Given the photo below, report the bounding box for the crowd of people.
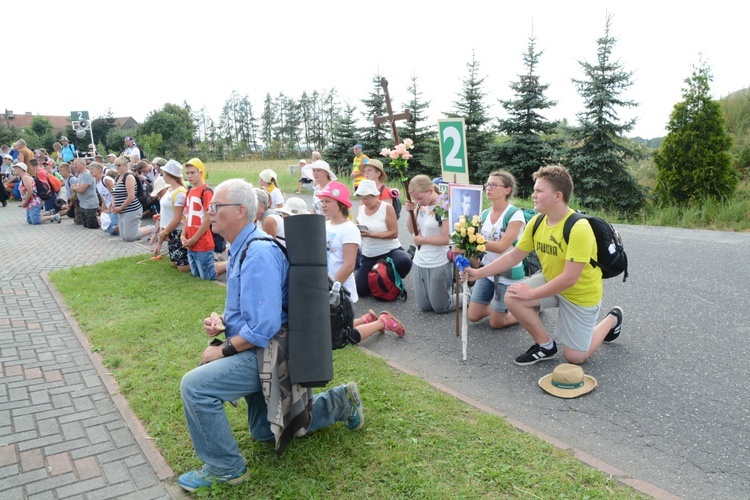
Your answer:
[2,137,625,491]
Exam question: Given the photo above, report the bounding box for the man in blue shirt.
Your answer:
[59,136,76,163]
[178,178,364,493]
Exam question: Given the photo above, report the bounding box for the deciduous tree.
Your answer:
[137,102,196,158]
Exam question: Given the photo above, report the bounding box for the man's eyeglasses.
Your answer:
[209,202,241,213]
[484,183,507,190]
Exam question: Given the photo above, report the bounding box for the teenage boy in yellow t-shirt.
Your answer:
[464,165,622,366]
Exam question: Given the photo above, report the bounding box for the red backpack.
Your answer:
[367,257,407,301]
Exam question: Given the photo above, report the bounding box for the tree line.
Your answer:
[3,14,743,215]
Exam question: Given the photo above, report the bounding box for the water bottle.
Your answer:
[329,281,341,307]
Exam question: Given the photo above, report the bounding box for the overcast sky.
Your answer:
[6,1,748,140]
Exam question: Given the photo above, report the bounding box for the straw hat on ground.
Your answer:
[538,363,597,398]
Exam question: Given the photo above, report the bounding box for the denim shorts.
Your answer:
[469,277,510,313]
[26,205,42,225]
[188,249,216,280]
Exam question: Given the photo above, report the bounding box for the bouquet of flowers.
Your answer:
[450,214,486,260]
[381,138,414,183]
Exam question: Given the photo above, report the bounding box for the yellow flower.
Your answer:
[467,226,475,235]
[472,215,481,225]
[469,234,477,243]
[476,235,486,244]
[477,244,486,253]
[454,222,462,230]
[460,227,467,237]
[459,215,466,224]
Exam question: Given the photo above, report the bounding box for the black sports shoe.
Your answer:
[603,306,623,343]
[514,342,558,366]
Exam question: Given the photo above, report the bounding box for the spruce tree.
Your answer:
[400,75,439,178]
[481,36,560,195]
[654,62,738,205]
[260,93,274,150]
[567,14,644,212]
[359,73,389,158]
[448,51,493,184]
[326,103,358,175]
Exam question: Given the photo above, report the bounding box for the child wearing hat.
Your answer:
[153,160,190,272]
[182,158,217,280]
[258,169,284,208]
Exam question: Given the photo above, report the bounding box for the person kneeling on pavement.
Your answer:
[178,178,364,493]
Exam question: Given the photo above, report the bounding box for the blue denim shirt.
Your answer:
[224,224,288,348]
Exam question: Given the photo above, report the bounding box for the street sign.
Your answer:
[70,111,90,122]
[438,118,469,184]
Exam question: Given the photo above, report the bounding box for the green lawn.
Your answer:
[50,256,644,498]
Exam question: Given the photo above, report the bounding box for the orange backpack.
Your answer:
[47,174,62,193]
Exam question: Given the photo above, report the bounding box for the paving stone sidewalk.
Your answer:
[0,205,182,499]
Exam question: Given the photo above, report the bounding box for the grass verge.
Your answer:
[50,256,644,498]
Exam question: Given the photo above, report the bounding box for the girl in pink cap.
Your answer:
[319,181,406,340]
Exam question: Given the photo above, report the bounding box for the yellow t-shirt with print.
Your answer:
[516,210,603,306]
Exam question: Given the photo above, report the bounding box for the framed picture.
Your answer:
[449,184,483,228]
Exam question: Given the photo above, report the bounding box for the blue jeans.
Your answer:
[188,249,217,280]
[26,205,42,225]
[181,348,350,476]
[105,213,119,236]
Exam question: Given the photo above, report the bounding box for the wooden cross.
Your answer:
[373,77,420,252]
[373,77,412,145]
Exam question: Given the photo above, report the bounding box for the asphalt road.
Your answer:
[305,193,750,500]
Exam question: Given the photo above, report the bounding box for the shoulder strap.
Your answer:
[501,206,520,230]
[198,184,213,207]
[480,207,491,224]
[171,186,187,207]
[562,211,584,245]
[531,213,546,239]
[238,236,288,272]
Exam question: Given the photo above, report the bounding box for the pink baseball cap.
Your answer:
[317,181,352,208]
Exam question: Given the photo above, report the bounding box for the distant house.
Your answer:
[114,117,138,131]
[1,111,138,133]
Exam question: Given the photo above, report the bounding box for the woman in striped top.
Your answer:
[112,156,152,242]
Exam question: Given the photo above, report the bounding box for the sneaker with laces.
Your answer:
[359,309,378,324]
[178,465,249,492]
[379,310,405,337]
[514,342,558,366]
[603,306,623,343]
[344,381,364,430]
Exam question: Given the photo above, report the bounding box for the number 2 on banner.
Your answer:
[442,126,463,168]
[77,112,84,121]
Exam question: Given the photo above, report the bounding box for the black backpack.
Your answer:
[379,184,402,219]
[329,277,355,350]
[532,211,628,282]
[33,176,52,200]
[121,172,147,206]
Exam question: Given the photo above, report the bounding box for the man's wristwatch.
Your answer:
[221,338,238,357]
